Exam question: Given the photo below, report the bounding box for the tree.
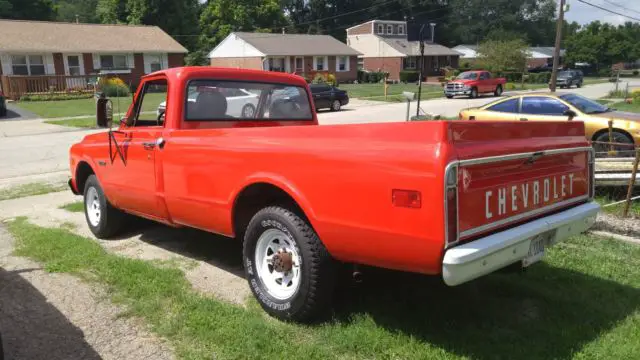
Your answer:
[476,39,528,72]
[56,0,100,23]
[565,21,640,70]
[0,0,56,20]
[197,0,288,62]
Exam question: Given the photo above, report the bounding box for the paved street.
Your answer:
[0,80,638,189]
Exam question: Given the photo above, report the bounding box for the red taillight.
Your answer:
[444,164,459,247]
[392,189,422,208]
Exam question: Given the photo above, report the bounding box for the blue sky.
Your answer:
[564,0,640,25]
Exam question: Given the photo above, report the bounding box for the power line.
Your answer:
[602,0,640,16]
[575,0,640,22]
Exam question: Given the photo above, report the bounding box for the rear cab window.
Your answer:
[183,80,313,123]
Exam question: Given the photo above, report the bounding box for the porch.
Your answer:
[402,55,459,76]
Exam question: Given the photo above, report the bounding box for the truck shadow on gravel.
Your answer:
[332,264,640,360]
[0,268,102,360]
[115,218,244,277]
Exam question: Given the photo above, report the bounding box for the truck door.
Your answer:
[106,78,169,220]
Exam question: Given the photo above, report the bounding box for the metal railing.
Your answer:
[0,75,99,100]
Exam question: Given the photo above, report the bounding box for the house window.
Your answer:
[387,24,393,34]
[100,54,127,69]
[267,57,286,72]
[149,55,163,72]
[295,57,304,72]
[314,56,327,71]
[357,57,364,70]
[67,55,81,76]
[11,55,46,75]
[337,56,349,72]
[377,24,384,34]
[404,57,417,69]
[398,25,405,35]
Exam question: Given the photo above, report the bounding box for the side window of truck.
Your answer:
[521,97,569,115]
[131,79,168,127]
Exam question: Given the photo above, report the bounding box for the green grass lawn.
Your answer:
[0,182,67,201]
[15,93,165,119]
[59,201,84,213]
[609,101,640,113]
[6,217,640,360]
[339,83,443,101]
[45,116,97,128]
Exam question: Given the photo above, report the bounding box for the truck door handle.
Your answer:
[142,142,156,150]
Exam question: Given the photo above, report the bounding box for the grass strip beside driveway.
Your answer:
[59,201,84,212]
[5,217,640,360]
[0,182,67,201]
[45,117,97,129]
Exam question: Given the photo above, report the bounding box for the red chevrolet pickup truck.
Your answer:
[68,66,599,322]
[444,70,507,99]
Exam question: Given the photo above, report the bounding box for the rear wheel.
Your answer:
[243,206,335,322]
[494,85,503,96]
[469,87,478,99]
[577,81,582,88]
[0,106,6,117]
[241,104,256,118]
[593,131,635,158]
[446,95,454,99]
[83,175,127,239]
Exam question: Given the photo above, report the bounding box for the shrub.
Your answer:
[312,73,327,84]
[633,70,639,76]
[19,93,93,101]
[526,72,551,84]
[357,70,368,83]
[98,76,130,97]
[598,68,612,77]
[505,82,516,90]
[326,73,337,86]
[399,70,420,83]
[608,89,627,98]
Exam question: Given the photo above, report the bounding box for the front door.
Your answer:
[106,78,168,220]
[518,96,572,122]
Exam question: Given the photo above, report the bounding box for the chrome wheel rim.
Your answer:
[333,100,341,110]
[254,228,301,300]
[242,105,255,118]
[85,187,101,226]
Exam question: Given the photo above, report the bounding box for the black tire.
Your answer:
[0,106,6,117]
[593,131,635,158]
[494,85,503,96]
[577,81,582,88]
[330,100,341,111]
[83,175,127,239]
[241,104,256,118]
[446,95,454,99]
[243,206,335,322]
[469,87,478,98]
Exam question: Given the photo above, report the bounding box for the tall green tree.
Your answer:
[565,21,640,70]
[477,39,528,72]
[56,0,100,23]
[0,0,56,20]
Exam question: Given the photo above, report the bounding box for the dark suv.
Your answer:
[553,69,583,89]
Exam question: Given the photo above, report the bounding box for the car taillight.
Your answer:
[588,148,595,199]
[444,164,459,247]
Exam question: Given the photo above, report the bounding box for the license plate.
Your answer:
[522,230,556,267]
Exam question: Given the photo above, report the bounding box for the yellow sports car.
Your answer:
[459,93,640,155]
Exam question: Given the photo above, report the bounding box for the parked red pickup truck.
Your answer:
[444,70,507,99]
[68,66,599,322]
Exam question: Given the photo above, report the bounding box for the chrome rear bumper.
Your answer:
[442,201,600,286]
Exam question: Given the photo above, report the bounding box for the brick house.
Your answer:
[346,20,461,81]
[208,32,361,83]
[0,19,187,99]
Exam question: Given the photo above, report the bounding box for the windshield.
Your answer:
[558,71,572,77]
[456,72,478,80]
[559,93,610,114]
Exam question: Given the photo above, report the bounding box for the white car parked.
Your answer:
[157,87,259,119]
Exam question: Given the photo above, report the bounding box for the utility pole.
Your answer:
[416,24,426,118]
[549,0,566,92]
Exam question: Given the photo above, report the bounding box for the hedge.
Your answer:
[357,70,390,83]
[19,93,94,101]
[399,70,419,83]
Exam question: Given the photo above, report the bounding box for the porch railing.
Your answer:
[0,75,99,100]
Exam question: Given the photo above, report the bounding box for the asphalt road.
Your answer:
[0,80,637,189]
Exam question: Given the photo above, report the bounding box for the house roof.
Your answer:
[0,19,188,53]
[232,32,361,56]
[383,38,461,57]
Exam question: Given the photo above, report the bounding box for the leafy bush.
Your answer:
[598,68,612,77]
[526,72,551,84]
[326,73,337,86]
[98,77,130,97]
[634,70,639,76]
[608,89,627,98]
[366,71,389,83]
[19,93,93,101]
[505,82,517,90]
[399,70,419,83]
[312,73,326,84]
[357,70,368,83]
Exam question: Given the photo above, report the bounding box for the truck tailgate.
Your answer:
[448,121,593,243]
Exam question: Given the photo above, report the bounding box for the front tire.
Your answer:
[243,206,335,322]
[241,104,256,118]
[446,95,454,99]
[331,100,341,111]
[494,85,503,96]
[593,131,635,158]
[469,87,478,98]
[83,175,126,239]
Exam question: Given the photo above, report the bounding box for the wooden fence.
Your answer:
[0,75,99,100]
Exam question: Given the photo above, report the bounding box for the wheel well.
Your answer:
[591,128,634,143]
[232,183,308,240]
[75,161,95,194]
